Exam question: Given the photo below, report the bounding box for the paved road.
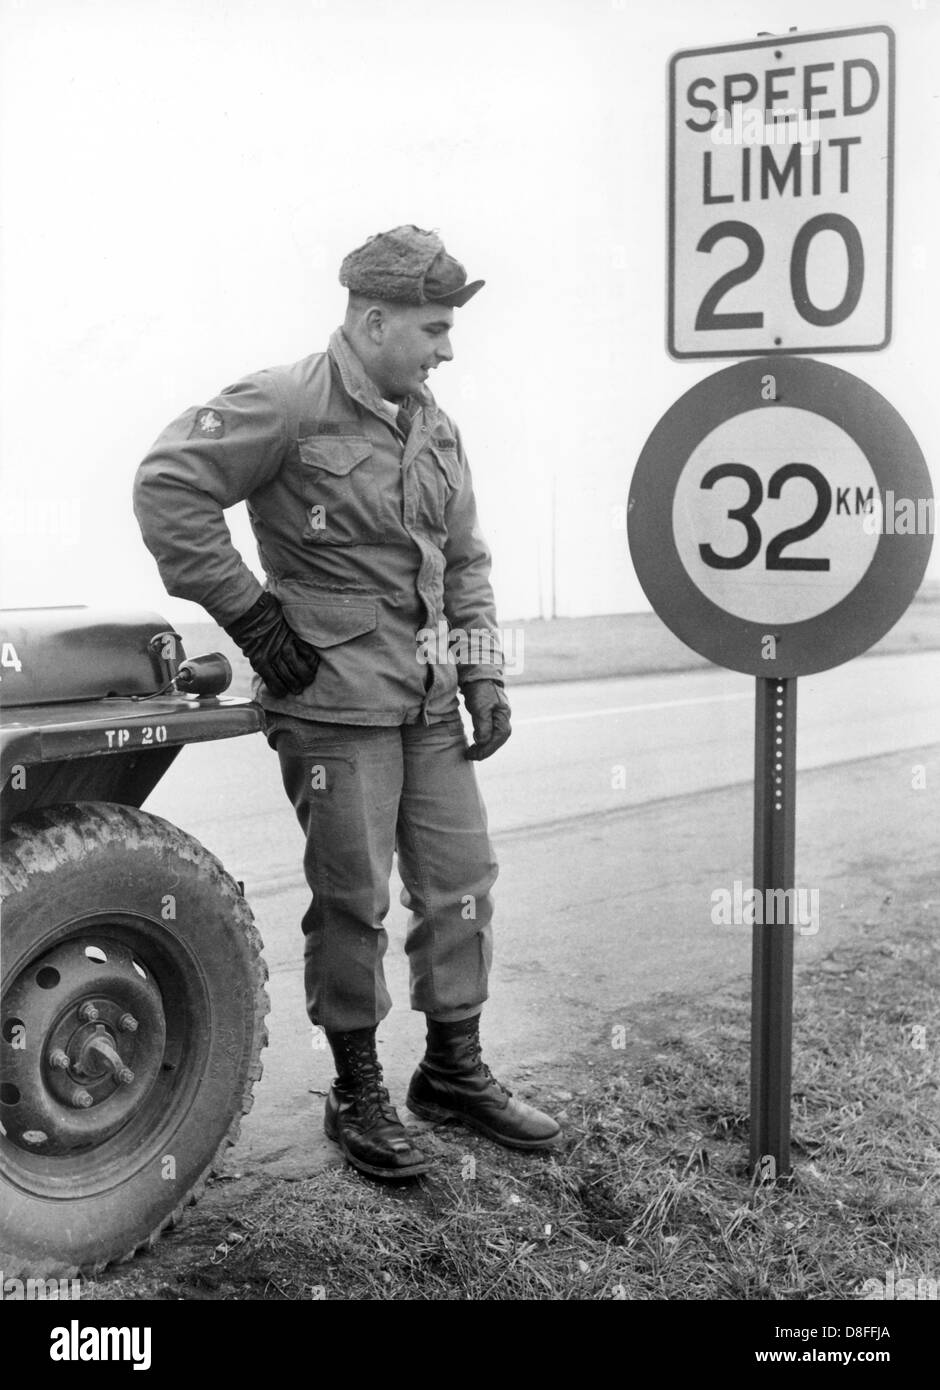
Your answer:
[144,651,940,1177]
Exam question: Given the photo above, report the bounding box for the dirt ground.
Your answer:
[80,880,940,1302]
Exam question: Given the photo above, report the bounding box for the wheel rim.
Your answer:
[1,914,211,1198]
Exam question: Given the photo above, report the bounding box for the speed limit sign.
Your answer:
[628,356,932,677]
[668,26,894,358]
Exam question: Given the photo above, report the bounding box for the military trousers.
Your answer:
[264,710,497,1033]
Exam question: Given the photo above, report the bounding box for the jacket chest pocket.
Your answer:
[298,435,386,546]
[414,443,461,538]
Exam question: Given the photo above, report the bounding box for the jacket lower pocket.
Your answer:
[280,596,377,648]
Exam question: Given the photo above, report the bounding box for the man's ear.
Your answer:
[363,305,387,345]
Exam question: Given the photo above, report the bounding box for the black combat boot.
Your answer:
[324,1026,429,1179]
[406,1015,562,1151]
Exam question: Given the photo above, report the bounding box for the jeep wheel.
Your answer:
[0,802,269,1277]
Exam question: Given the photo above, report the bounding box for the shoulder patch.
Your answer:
[190,408,225,439]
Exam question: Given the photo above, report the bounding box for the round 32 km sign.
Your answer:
[628,357,933,677]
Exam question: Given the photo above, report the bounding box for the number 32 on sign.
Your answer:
[668,26,894,358]
[628,357,932,678]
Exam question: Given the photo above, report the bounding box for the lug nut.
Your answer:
[118,1013,138,1033]
[48,1048,70,1071]
[78,1002,100,1023]
[69,1088,94,1109]
[116,1066,135,1085]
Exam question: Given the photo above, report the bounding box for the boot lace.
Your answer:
[461,1033,512,1099]
[341,1040,401,1128]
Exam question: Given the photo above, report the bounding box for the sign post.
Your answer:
[627,356,932,1177]
[751,674,796,1178]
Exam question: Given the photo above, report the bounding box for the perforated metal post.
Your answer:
[750,675,797,1178]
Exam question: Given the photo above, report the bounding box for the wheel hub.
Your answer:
[2,937,167,1155]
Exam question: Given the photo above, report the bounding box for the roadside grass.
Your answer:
[86,908,939,1301]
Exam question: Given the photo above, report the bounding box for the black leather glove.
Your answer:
[224,592,320,699]
[463,680,512,761]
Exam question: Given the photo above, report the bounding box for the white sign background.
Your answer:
[669,26,893,359]
[671,407,879,624]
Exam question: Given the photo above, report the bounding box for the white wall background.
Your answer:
[1,0,937,624]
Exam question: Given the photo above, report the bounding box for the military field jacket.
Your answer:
[133,329,503,724]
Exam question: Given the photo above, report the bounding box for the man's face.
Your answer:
[372,304,455,400]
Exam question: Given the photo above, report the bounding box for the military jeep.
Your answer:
[0,606,268,1276]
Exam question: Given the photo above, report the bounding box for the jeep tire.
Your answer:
[0,802,269,1277]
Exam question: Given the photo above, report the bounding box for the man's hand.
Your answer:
[463,680,511,761]
[224,592,320,699]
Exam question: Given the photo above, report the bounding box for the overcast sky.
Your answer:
[1,0,937,625]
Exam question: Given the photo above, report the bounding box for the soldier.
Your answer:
[133,225,560,1178]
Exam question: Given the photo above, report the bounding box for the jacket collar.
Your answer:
[328,327,434,423]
